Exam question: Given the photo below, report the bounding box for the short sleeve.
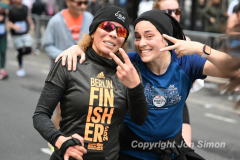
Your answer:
[127,52,141,63]
[183,54,207,82]
[46,59,67,89]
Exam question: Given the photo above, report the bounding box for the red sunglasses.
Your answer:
[98,21,128,38]
[162,8,181,15]
[70,0,88,6]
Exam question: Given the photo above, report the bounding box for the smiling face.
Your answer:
[134,21,168,63]
[92,21,125,58]
[158,0,180,22]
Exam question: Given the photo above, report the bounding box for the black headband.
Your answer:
[134,9,185,45]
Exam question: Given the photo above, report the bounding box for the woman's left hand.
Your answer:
[110,48,140,89]
[160,34,204,58]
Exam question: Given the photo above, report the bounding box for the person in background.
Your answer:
[202,0,227,33]
[41,0,59,16]
[0,2,8,80]
[196,0,206,31]
[8,0,35,77]
[222,56,240,113]
[226,3,240,50]
[42,0,93,67]
[31,0,46,15]
[31,0,46,48]
[87,0,102,16]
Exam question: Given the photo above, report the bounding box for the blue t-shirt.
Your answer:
[121,51,207,160]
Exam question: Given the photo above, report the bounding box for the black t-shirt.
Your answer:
[48,49,128,160]
[8,4,29,35]
[33,48,148,160]
[0,12,6,36]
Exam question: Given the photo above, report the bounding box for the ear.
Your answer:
[162,35,168,46]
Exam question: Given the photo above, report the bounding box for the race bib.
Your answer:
[0,24,5,35]
[14,21,27,33]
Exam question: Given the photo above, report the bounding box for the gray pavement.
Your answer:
[187,88,240,160]
[0,49,240,160]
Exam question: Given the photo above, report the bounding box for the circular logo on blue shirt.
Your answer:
[153,95,166,107]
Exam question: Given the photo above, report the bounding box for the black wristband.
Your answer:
[128,82,143,93]
[59,137,82,159]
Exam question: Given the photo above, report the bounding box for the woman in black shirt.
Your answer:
[33,4,148,160]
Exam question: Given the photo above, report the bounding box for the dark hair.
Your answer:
[134,9,185,46]
[233,3,240,13]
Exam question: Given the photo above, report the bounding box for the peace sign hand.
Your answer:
[109,48,140,89]
[160,34,204,58]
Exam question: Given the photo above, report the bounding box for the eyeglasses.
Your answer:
[162,8,181,15]
[70,0,88,6]
[98,21,128,38]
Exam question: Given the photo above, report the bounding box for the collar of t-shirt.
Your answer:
[62,9,83,41]
[86,47,118,69]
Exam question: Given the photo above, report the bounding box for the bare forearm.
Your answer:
[204,49,239,78]
[207,49,232,68]
[27,15,34,27]
[8,21,15,30]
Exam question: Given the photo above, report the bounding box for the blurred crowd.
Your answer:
[136,0,238,34]
[1,0,240,34]
[0,0,109,16]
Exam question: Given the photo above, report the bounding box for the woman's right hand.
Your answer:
[109,48,140,89]
[55,45,86,71]
[55,134,87,160]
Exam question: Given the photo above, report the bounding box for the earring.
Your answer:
[92,36,94,39]
[165,44,168,47]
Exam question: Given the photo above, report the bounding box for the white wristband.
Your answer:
[201,52,209,59]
